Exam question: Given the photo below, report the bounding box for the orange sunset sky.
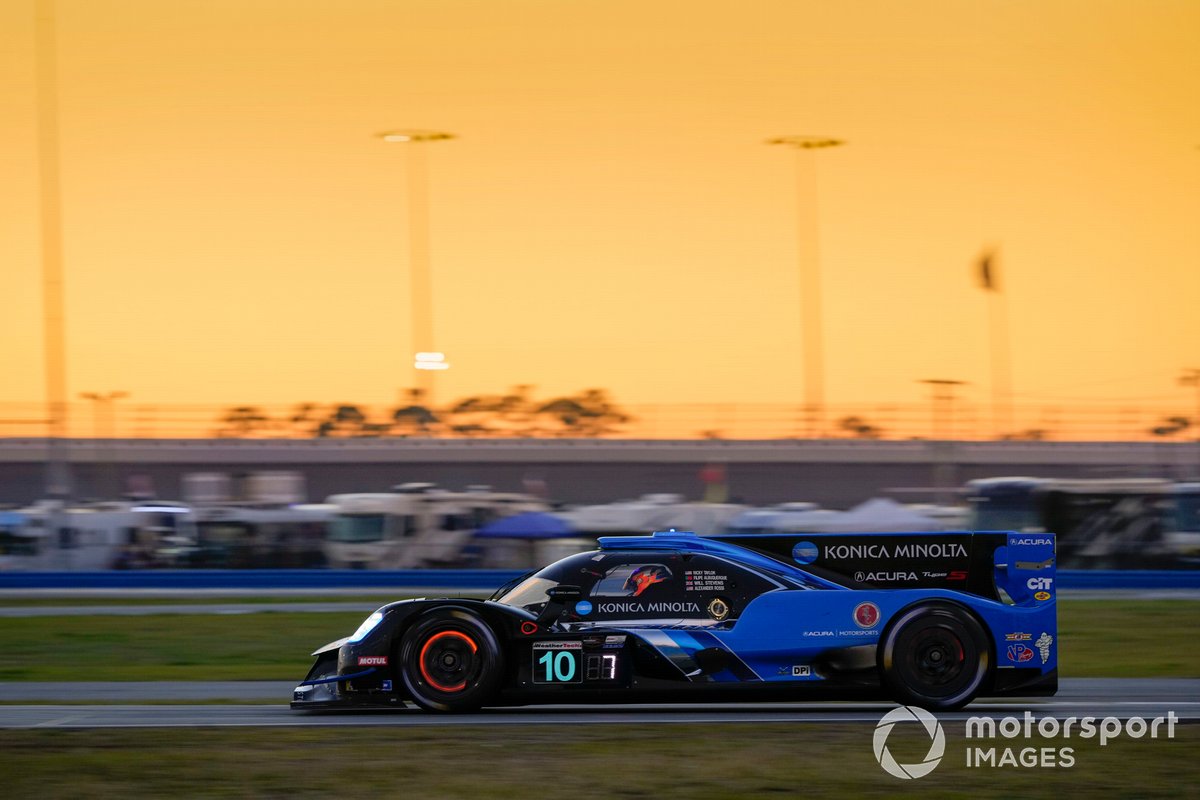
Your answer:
[1,0,1197,414]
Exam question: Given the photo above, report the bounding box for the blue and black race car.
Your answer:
[292,530,1057,712]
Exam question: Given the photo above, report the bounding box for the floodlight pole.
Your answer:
[767,136,844,438]
[36,0,70,505]
[378,130,455,406]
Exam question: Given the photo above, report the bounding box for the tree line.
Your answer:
[214,386,632,438]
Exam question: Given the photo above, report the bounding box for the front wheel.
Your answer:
[399,609,503,712]
[879,603,991,711]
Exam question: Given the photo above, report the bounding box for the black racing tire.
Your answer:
[879,602,991,711]
[398,608,503,713]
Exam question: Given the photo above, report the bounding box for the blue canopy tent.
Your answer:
[475,512,576,539]
[473,512,583,569]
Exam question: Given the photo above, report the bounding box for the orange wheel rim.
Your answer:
[418,630,478,693]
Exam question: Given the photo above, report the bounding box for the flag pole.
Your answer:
[979,249,1013,438]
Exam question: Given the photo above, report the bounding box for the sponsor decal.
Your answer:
[905,570,970,581]
[1007,645,1035,663]
[825,542,968,560]
[855,571,917,582]
[804,629,878,638]
[1034,591,1052,602]
[1012,538,1054,546]
[1027,577,1053,591]
[596,601,702,615]
[357,655,389,666]
[1005,632,1032,641]
[1036,632,1054,664]
[792,541,819,565]
[627,566,669,597]
[707,597,730,621]
[874,706,946,779]
[381,679,392,691]
[536,640,583,650]
[792,665,812,677]
[854,602,881,629]
[575,600,593,615]
[603,635,626,648]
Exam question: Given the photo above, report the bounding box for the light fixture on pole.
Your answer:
[766,135,845,438]
[919,378,967,505]
[919,379,968,440]
[79,391,127,499]
[377,129,455,406]
[976,248,1013,438]
[1181,368,1200,478]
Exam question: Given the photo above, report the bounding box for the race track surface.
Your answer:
[1,679,1196,728]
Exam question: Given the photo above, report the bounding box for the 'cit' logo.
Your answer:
[873,706,945,780]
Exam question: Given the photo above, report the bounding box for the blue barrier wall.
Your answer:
[0,569,1197,591]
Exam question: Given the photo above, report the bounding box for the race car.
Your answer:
[292,529,1057,712]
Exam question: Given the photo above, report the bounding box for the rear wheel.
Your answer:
[399,608,503,712]
[880,603,990,711]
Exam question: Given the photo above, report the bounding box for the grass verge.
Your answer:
[0,723,1195,798]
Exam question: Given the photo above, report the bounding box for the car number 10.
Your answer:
[532,643,584,683]
[537,650,577,682]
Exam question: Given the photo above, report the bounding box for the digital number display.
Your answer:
[586,653,618,680]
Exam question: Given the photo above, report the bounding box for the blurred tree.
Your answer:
[838,415,883,439]
[1150,416,1191,438]
[536,389,631,437]
[316,404,374,437]
[289,403,321,436]
[392,389,440,436]
[215,406,272,438]
[999,429,1049,441]
[445,385,536,436]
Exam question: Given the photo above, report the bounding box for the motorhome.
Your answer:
[323,484,547,569]
[5,501,191,570]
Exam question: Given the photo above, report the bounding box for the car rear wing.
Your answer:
[714,531,1056,605]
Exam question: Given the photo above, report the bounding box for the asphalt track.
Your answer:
[1,679,1196,728]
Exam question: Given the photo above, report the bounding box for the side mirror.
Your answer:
[546,585,582,602]
[536,585,583,627]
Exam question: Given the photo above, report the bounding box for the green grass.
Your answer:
[0,599,1194,682]
[1057,600,1200,678]
[0,724,1195,798]
[0,611,360,681]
